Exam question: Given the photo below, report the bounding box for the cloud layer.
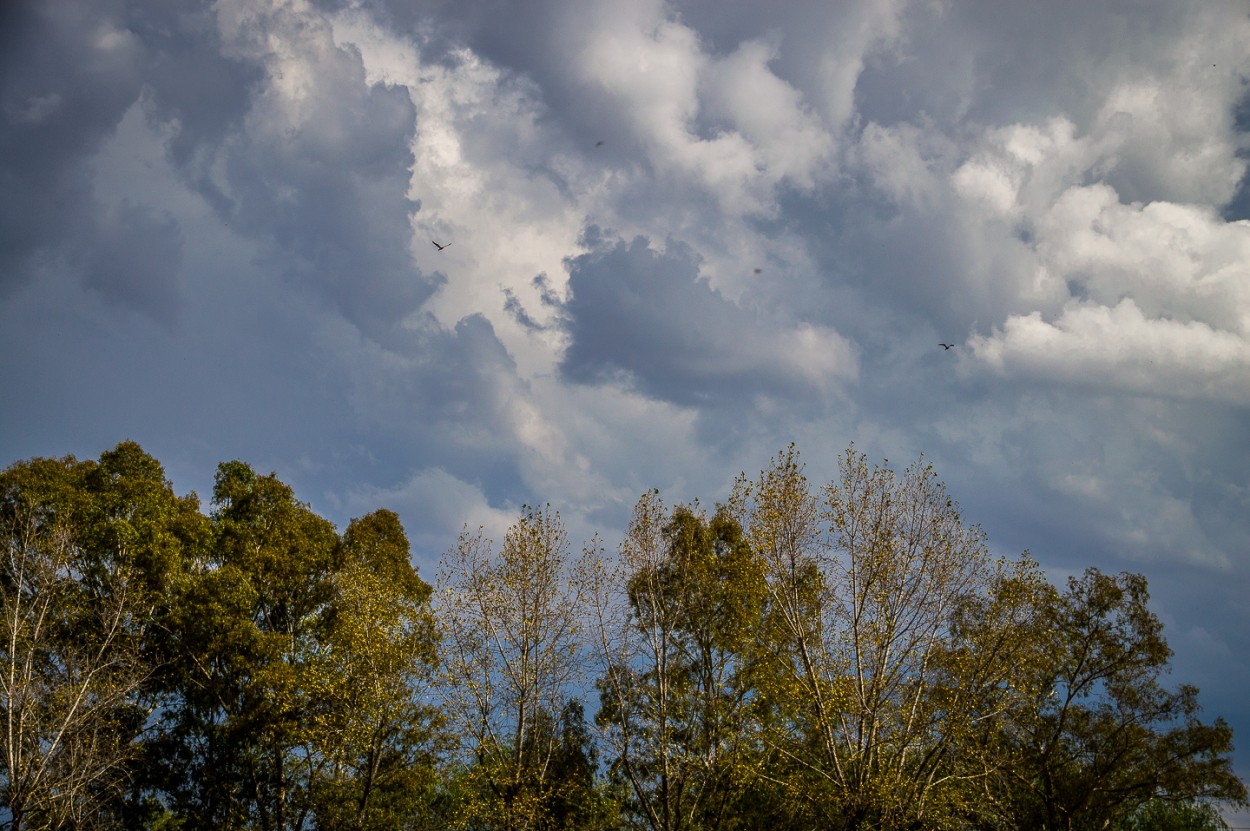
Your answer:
[3,0,1250,804]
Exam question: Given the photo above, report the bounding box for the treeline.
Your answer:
[0,441,1244,831]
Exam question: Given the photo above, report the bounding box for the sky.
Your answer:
[3,0,1250,802]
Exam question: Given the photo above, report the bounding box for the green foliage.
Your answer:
[985,568,1248,831]
[542,699,619,831]
[596,495,767,831]
[0,444,208,830]
[146,461,444,831]
[0,441,1244,831]
[1117,799,1230,831]
[446,698,618,831]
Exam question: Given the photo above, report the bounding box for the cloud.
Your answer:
[0,1,146,295]
[558,229,856,405]
[1037,192,1250,329]
[409,0,863,219]
[133,0,438,346]
[968,299,1250,406]
[82,202,185,327]
[699,38,834,190]
[953,135,1250,405]
[557,0,875,217]
[128,1,263,188]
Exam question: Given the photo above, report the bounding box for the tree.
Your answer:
[306,509,444,831]
[151,460,340,831]
[539,698,618,831]
[1116,799,1230,831]
[0,442,205,831]
[310,511,443,829]
[988,568,1247,831]
[0,446,446,831]
[3,439,1244,831]
[437,505,595,830]
[743,446,1048,830]
[736,446,841,828]
[593,492,767,831]
[143,464,445,831]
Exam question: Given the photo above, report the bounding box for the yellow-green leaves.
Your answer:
[437,505,597,831]
[595,493,768,831]
[0,444,204,829]
[739,446,1048,830]
[2,441,1242,831]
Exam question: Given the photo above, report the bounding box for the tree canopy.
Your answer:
[0,441,1242,831]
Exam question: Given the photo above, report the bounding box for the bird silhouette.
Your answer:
[939,343,955,350]
[432,240,451,251]
[595,140,605,147]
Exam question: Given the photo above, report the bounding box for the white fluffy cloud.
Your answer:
[970,299,1250,405]
[565,1,845,218]
[950,109,1250,403]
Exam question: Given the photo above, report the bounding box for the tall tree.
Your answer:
[538,698,618,831]
[152,460,339,831]
[146,466,444,831]
[438,505,595,830]
[743,446,1048,830]
[0,442,205,831]
[307,509,444,831]
[738,447,841,827]
[988,568,1247,831]
[594,492,766,831]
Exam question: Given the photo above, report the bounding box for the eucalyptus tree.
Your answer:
[150,460,341,830]
[593,491,767,831]
[305,509,444,831]
[151,463,444,831]
[0,442,206,831]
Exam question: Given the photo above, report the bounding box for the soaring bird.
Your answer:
[939,343,955,350]
[595,140,605,147]
[432,240,451,251]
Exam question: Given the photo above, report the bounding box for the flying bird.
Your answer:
[939,343,955,350]
[595,140,605,147]
[432,240,451,251]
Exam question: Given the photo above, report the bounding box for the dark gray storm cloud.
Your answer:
[0,1,147,294]
[82,202,184,326]
[151,2,437,346]
[127,2,263,207]
[558,227,854,406]
[1,0,439,345]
